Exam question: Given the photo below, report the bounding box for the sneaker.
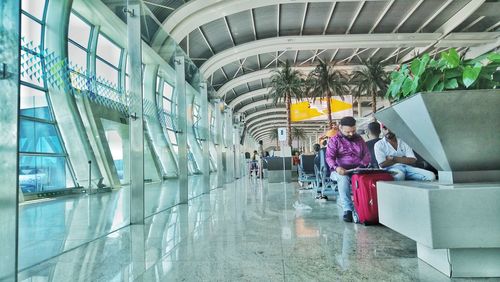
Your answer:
[343,211,353,222]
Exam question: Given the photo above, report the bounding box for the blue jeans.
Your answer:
[387,164,436,181]
[330,172,353,212]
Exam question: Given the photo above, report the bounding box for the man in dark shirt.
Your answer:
[365,121,381,168]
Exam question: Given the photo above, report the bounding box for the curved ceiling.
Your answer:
[101,0,500,145]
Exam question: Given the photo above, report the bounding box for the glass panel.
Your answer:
[68,42,87,70]
[167,130,177,145]
[68,13,91,49]
[19,120,63,153]
[96,58,119,87]
[19,155,68,193]
[162,98,172,113]
[20,85,51,120]
[105,130,125,183]
[20,50,44,87]
[21,0,46,21]
[21,13,41,48]
[163,82,173,100]
[97,33,122,66]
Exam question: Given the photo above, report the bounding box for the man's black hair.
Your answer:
[340,116,356,127]
[313,143,321,152]
[322,139,327,146]
[367,121,381,136]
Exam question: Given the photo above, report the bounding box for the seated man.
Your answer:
[374,125,435,181]
[365,121,381,168]
[326,116,371,222]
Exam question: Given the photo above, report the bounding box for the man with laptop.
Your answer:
[374,124,436,181]
[325,116,372,222]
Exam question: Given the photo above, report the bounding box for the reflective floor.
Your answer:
[18,176,491,281]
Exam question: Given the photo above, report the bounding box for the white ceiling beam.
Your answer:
[486,21,500,32]
[250,9,257,40]
[152,0,385,46]
[464,35,500,59]
[399,0,486,63]
[322,2,337,35]
[238,100,284,113]
[246,114,287,129]
[245,108,286,121]
[461,16,485,32]
[330,48,339,62]
[277,4,281,37]
[228,89,269,108]
[300,3,309,36]
[200,33,441,78]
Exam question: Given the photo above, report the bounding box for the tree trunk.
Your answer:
[371,87,377,115]
[326,90,333,129]
[286,93,292,147]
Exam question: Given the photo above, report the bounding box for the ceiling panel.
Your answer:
[247,80,263,92]
[188,29,213,59]
[423,0,472,33]
[350,1,387,34]
[373,1,414,33]
[280,3,305,36]
[226,10,255,45]
[333,48,356,62]
[454,3,500,32]
[325,2,358,34]
[303,2,332,35]
[398,0,447,33]
[259,53,277,69]
[254,5,278,39]
[200,18,234,53]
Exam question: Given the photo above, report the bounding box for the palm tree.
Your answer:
[350,59,389,116]
[292,127,306,151]
[305,60,350,129]
[268,61,305,147]
[268,128,279,148]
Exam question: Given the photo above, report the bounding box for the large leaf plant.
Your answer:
[386,49,500,102]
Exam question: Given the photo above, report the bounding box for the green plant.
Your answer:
[291,127,306,150]
[351,59,389,115]
[268,128,279,148]
[386,49,500,102]
[268,61,305,146]
[305,60,349,129]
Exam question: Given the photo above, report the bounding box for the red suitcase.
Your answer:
[352,172,393,225]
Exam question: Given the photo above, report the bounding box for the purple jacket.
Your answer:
[326,132,371,171]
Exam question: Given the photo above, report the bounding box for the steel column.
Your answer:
[0,0,19,280]
[175,56,188,203]
[128,1,144,224]
[199,82,210,193]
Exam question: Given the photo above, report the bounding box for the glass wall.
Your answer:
[19,0,75,193]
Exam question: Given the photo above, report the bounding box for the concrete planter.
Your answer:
[374,89,500,278]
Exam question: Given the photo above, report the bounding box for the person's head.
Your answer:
[367,121,381,138]
[339,116,357,140]
[322,139,328,147]
[253,150,258,154]
[258,140,263,145]
[295,152,299,156]
[381,124,396,140]
[313,143,321,153]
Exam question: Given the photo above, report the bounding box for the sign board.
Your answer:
[290,95,353,122]
[278,127,287,142]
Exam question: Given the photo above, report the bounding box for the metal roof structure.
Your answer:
[101,0,500,143]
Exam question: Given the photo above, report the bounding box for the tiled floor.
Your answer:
[17,177,493,281]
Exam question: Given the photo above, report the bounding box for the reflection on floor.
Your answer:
[18,175,215,271]
[19,177,474,281]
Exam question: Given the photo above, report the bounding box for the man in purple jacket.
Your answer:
[326,116,371,222]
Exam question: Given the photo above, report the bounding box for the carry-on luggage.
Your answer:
[352,172,393,225]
